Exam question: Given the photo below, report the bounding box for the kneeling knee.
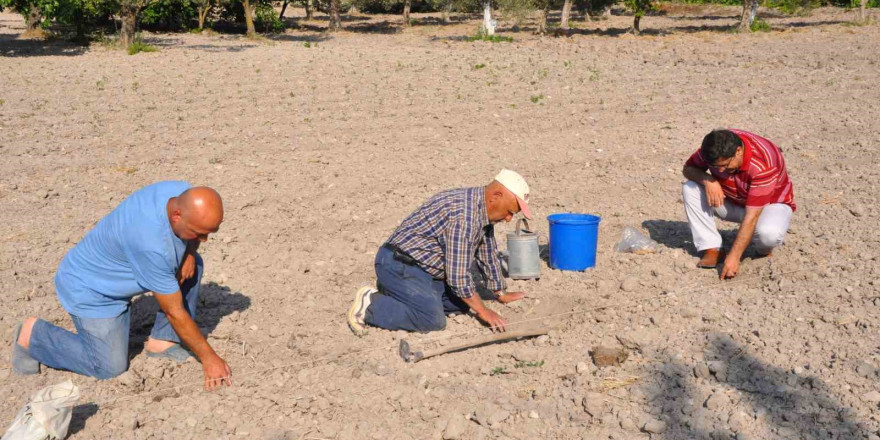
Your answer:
[94,358,129,380]
[415,313,447,333]
[754,226,785,249]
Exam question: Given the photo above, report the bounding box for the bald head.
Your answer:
[167,186,223,242]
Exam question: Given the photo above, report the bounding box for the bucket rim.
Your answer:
[547,213,601,225]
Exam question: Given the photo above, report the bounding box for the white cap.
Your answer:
[494,169,532,219]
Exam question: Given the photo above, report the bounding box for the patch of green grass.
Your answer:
[750,17,771,32]
[131,82,140,91]
[127,39,158,55]
[96,78,107,90]
[514,360,545,368]
[537,68,549,79]
[490,367,508,376]
[468,29,514,42]
[474,63,486,69]
[302,41,311,48]
[0,99,4,106]
[563,60,572,68]
[589,67,600,81]
[530,94,544,104]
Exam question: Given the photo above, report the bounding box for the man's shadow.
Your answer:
[127,282,251,359]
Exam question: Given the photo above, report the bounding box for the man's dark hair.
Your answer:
[700,130,742,164]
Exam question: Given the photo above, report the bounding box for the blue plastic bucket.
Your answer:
[548,213,601,271]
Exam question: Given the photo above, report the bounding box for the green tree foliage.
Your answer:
[140,0,198,29]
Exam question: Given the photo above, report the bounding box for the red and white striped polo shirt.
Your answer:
[685,129,796,211]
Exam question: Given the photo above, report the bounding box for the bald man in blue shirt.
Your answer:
[11,182,233,390]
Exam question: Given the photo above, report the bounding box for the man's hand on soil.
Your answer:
[720,255,740,280]
[203,355,232,391]
[496,291,526,304]
[475,309,507,332]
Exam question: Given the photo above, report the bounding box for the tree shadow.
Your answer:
[127,282,251,359]
[266,33,332,43]
[67,403,99,436]
[0,33,90,57]
[644,333,875,439]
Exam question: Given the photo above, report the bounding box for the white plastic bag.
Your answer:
[2,381,80,440]
[615,227,658,255]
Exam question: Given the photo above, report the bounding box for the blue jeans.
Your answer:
[365,246,468,332]
[27,257,203,379]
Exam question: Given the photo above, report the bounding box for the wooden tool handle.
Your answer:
[419,327,549,361]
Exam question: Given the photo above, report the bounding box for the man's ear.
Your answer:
[487,189,504,204]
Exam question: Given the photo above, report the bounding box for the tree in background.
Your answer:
[0,0,45,33]
[739,0,757,30]
[559,0,571,28]
[329,0,341,29]
[857,0,868,21]
[196,0,215,29]
[242,0,256,35]
[624,0,652,33]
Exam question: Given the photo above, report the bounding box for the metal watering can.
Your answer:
[506,218,541,280]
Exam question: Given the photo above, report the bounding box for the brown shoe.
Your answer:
[697,249,726,268]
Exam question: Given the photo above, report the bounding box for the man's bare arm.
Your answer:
[721,206,763,279]
[154,291,231,390]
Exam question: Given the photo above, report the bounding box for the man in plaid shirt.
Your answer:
[682,129,795,279]
[348,170,532,335]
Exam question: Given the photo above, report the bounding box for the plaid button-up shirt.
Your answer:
[386,187,506,299]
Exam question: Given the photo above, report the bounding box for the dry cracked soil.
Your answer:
[1,5,879,440]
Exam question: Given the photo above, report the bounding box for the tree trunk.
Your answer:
[482,0,495,35]
[633,14,640,34]
[74,7,85,38]
[120,3,139,47]
[198,4,212,29]
[560,0,572,29]
[859,0,867,21]
[329,0,342,31]
[739,0,757,30]
[442,2,451,23]
[403,0,411,26]
[25,6,42,32]
[279,0,289,19]
[537,2,549,34]
[242,0,256,36]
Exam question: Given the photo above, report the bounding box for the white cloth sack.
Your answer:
[2,380,80,440]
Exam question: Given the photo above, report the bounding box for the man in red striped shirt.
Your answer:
[681,129,796,279]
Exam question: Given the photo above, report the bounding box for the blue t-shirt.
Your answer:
[55,181,191,318]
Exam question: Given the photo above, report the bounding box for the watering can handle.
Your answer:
[515,218,530,236]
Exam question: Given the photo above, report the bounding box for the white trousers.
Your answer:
[681,180,792,254]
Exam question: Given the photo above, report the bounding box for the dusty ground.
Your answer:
[1,4,879,439]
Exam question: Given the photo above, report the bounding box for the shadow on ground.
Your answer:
[642,220,695,255]
[0,33,89,57]
[68,403,99,436]
[642,333,874,439]
[127,282,251,359]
